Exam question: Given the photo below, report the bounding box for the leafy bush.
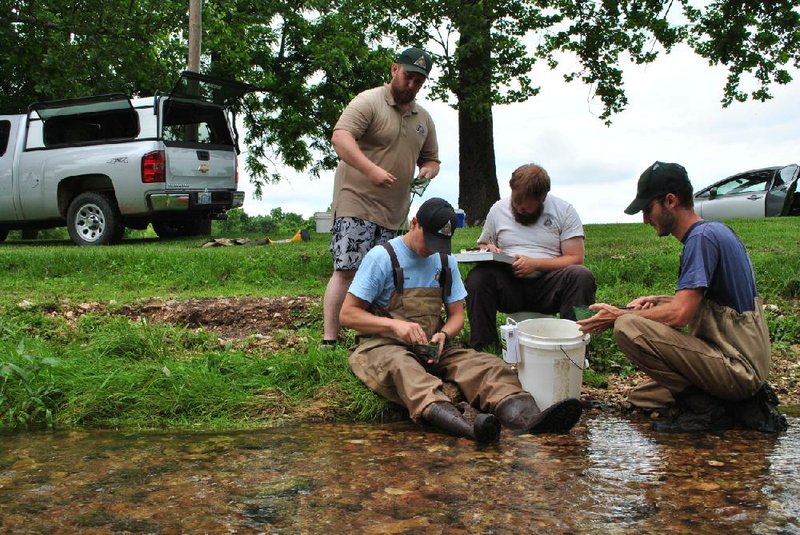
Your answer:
[214,207,313,237]
[0,340,62,429]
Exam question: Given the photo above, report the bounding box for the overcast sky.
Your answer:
[239,44,799,225]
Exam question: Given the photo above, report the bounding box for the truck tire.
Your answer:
[67,192,124,246]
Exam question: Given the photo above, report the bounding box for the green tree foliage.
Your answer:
[340,0,800,221]
[2,1,797,222]
[214,207,312,236]
[0,0,187,112]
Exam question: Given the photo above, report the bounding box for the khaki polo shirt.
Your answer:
[331,84,439,230]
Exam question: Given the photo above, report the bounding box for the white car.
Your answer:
[694,164,799,220]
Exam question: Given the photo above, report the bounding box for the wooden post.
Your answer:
[188,0,202,72]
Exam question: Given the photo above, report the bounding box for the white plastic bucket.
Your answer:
[516,318,589,409]
[314,212,332,233]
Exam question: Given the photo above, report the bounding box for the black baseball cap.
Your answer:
[625,161,693,215]
[417,198,457,254]
[395,47,433,78]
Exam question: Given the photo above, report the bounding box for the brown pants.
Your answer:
[615,314,763,408]
[465,263,596,349]
[349,337,525,420]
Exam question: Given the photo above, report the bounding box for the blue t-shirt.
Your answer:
[677,221,758,313]
[348,236,468,307]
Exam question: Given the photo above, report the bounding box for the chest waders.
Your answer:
[348,243,583,442]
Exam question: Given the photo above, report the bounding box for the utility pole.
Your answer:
[188,0,202,72]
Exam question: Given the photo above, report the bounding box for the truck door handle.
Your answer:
[196,150,210,161]
[747,195,762,200]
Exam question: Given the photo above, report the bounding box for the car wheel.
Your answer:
[67,192,124,246]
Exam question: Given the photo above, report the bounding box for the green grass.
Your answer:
[1,218,798,430]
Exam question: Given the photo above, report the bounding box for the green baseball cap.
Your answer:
[625,161,693,215]
[395,47,433,78]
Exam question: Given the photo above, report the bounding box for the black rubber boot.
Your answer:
[422,401,501,444]
[653,388,735,433]
[726,383,788,433]
[495,394,583,434]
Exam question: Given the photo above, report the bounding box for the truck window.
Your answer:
[161,100,233,146]
[43,108,139,147]
[0,120,9,156]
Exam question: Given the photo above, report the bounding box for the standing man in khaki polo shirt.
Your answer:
[321,47,441,346]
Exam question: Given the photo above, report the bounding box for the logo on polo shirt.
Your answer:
[416,123,427,136]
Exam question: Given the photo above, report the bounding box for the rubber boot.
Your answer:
[652,387,735,433]
[422,401,501,444]
[726,382,788,433]
[495,394,583,434]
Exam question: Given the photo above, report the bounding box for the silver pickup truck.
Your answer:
[0,72,252,245]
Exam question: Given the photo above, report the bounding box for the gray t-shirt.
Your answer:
[478,195,584,277]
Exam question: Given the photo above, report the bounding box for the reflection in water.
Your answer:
[585,417,662,528]
[0,416,797,533]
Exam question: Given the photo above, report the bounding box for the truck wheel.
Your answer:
[67,192,124,246]
[0,228,7,242]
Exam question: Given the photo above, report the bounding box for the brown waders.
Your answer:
[348,244,583,442]
[616,298,786,433]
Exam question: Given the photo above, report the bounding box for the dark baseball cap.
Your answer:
[625,161,693,215]
[417,198,457,254]
[396,47,433,78]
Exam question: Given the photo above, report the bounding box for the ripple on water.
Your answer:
[0,416,798,533]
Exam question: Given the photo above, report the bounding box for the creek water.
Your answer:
[1,414,798,534]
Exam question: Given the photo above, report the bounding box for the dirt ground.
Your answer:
[52,297,800,414]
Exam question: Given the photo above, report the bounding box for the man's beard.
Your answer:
[654,209,676,237]
[513,204,544,226]
[390,80,415,105]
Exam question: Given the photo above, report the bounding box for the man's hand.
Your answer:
[478,242,503,254]
[367,165,398,188]
[577,303,625,334]
[430,331,447,354]
[391,320,429,345]
[511,255,539,277]
[418,160,440,180]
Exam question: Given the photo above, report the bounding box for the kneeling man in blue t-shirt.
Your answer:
[579,161,787,434]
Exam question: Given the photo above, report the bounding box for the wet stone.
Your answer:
[0,419,798,533]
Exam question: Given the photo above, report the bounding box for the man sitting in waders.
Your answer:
[340,197,583,443]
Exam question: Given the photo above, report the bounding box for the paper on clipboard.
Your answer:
[453,250,515,264]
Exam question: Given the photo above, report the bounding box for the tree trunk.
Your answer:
[454,2,499,224]
[458,107,498,224]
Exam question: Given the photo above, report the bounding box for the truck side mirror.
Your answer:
[709,187,718,199]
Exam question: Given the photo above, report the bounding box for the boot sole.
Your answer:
[527,398,583,434]
[474,413,501,443]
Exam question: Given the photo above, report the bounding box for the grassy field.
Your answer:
[1,218,798,430]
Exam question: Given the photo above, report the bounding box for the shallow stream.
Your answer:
[1,414,798,533]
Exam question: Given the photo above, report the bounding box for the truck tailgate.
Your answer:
[165,147,235,189]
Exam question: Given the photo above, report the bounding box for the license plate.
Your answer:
[198,191,212,204]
